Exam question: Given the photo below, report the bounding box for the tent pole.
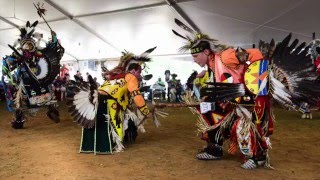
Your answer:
[44,0,121,53]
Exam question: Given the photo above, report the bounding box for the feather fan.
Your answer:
[269,33,320,107]
[67,75,98,128]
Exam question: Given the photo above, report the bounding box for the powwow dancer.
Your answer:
[2,2,64,128]
[172,18,320,169]
[307,40,320,111]
[67,47,166,154]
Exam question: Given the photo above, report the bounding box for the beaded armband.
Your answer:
[138,105,150,116]
[130,90,141,97]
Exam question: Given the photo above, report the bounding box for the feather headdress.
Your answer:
[172,18,229,54]
[106,47,157,75]
[13,21,40,53]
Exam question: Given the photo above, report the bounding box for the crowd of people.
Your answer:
[51,69,101,102]
[148,74,185,102]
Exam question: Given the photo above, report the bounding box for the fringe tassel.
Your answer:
[153,113,161,127]
[183,90,215,134]
[195,113,219,134]
[264,150,274,169]
[125,109,140,126]
[104,114,124,153]
[182,90,200,115]
[136,110,147,131]
[220,108,236,129]
[152,109,168,128]
[110,126,124,153]
[154,109,169,118]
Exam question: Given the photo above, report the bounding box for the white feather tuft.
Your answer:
[125,109,140,126]
[35,57,49,80]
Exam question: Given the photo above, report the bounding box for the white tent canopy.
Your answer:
[1,0,319,60]
[0,0,319,84]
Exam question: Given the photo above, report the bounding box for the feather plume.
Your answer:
[140,46,157,57]
[174,18,196,34]
[172,30,188,40]
[270,33,320,107]
[200,83,245,102]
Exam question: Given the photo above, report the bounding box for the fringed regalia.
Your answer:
[173,18,320,169]
[2,5,64,128]
[68,48,156,154]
